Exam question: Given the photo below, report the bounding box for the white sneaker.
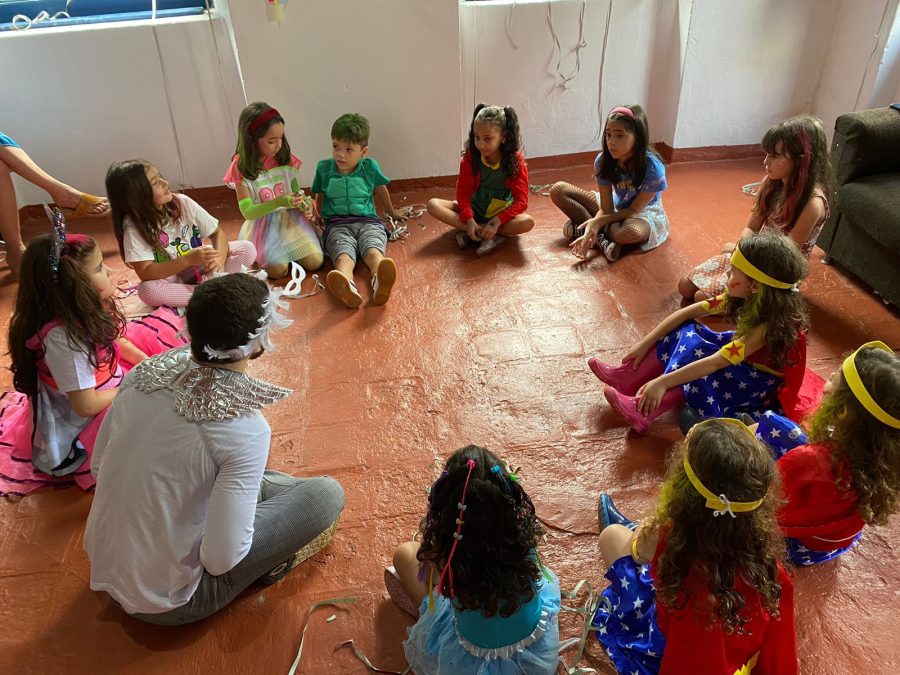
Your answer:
[476,235,507,257]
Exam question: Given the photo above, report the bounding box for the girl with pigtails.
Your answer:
[385,445,561,674]
[427,104,535,257]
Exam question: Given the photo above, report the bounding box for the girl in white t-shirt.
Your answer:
[107,160,256,308]
[0,223,186,497]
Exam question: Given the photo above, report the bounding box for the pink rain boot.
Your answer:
[604,386,685,434]
[588,352,665,396]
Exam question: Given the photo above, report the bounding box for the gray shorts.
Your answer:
[324,217,388,264]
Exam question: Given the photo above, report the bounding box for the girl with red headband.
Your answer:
[550,104,669,263]
[0,213,186,497]
[679,115,832,301]
[386,445,561,674]
[754,341,900,567]
[224,102,323,280]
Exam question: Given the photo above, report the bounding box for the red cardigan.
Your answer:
[653,541,798,675]
[455,151,529,225]
[777,443,865,550]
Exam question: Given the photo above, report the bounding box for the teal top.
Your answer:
[453,575,545,649]
[311,157,390,221]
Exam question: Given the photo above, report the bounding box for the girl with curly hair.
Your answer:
[753,341,900,566]
[427,104,535,257]
[679,115,832,301]
[594,419,797,675]
[386,445,560,674]
[589,232,821,434]
[0,219,185,498]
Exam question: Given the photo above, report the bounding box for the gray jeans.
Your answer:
[132,471,344,625]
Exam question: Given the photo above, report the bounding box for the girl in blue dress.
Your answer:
[386,445,561,674]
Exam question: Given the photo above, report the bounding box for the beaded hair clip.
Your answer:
[490,464,518,493]
[44,205,67,281]
[435,459,476,602]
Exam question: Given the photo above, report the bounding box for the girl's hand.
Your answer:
[623,339,651,367]
[570,226,599,259]
[636,378,667,414]
[480,217,501,241]
[721,241,736,254]
[388,208,410,222]
[187,245,218,269]
[206,251,226,274]
[466,219,481,241]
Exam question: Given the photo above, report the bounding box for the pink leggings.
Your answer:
[137,241,257,308]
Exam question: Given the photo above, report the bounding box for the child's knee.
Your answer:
[549,181,571,207]
[598,524,634,565]
[426,198,442,216]
[677,276,697,299]
[393,541,420,570]
[298,250,324,271]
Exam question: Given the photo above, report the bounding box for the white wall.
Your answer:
[3,0,900,208]
[674,0,837,148]
[1,16,245,205]
[812,0,900,137]
[225,0,463,185]
[459,0,687,154]
[869,3,900,108]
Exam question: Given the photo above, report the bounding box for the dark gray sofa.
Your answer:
[817,107,900,307]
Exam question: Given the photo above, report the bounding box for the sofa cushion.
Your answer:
[836,173,900,250]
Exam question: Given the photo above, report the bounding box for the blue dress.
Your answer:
[656,321,783,422]
[0,132,19,148]
[403,570,561,675]
[592,555,665,674]
[756,411,863,565]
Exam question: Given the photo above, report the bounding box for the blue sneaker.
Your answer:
[598,492,638,531]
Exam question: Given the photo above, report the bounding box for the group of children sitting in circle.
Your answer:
[0,100,898,675]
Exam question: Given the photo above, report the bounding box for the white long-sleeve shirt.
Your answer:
[83,363,270,615]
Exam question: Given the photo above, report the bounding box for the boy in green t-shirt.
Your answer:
[311,113,407,308]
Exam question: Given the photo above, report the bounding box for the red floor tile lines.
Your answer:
[0,158,897,674]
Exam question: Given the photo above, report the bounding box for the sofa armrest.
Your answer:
[831,107,900,186]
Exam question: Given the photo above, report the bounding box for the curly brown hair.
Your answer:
[725,232,809,369]
[644,420,786,634]
[807,347,900,524]
[417,445,545,618]
[9,234,125,397]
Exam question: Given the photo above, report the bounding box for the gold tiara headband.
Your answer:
[730,246,794,290]
[683,418,766,518]
[841,341,900,429]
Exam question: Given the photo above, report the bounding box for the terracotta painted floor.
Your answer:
[1,158,898,675]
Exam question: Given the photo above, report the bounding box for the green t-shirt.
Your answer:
[311,157,390,220]
[471,158,513,223]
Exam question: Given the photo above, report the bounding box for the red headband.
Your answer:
[609,106,635,120]
[248,108,281,134]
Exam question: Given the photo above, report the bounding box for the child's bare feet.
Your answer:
[372,258,396,305]
[326,269,362,308]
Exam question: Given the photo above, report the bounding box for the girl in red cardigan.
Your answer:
[754,341,900,566]
[426,104,534,257]
[594,419,797,675]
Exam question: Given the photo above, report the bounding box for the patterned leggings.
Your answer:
[132,471,344,625]
[549,181,650,244]
[137,241,257,308]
